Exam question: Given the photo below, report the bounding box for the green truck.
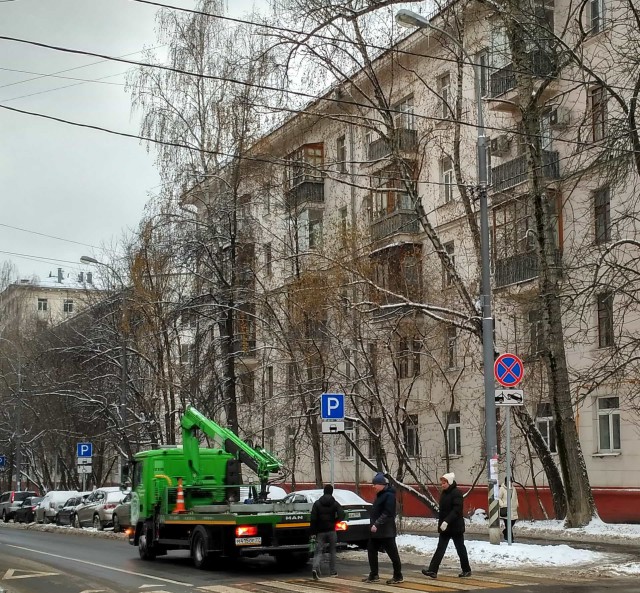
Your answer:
[126,405,312,569]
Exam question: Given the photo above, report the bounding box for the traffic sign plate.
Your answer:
[494,353,524,387]
[77,465,92,474]
[322,421,345,434]
[495,389,524,406]
[321,393,345,420]
[77,443,93,458]
[77,457,92,465]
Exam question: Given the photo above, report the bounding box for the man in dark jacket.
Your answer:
[422,472,472,579]
[362,472,404,585]
[310,484,345,580]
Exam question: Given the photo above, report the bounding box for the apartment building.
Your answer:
[189,0,640,519]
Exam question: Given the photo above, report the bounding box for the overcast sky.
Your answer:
[0,0,268,283]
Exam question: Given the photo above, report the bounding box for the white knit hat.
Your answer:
[441,472,455,485]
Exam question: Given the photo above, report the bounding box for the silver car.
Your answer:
[74,488,125,530]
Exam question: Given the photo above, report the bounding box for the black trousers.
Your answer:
[367,537,402,578]
[502,519,517,540]
[427,532,471,573]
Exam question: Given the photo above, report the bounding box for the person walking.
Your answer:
[310,484,345,580]
[422,472,471,579]
[362,472,404,585]
[499,477,519,542]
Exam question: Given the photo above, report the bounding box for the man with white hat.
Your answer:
[422,472,471,579]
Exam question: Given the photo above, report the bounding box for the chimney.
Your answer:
[86,272,93,285]
[57,268,63,283]
[78,272,84,283]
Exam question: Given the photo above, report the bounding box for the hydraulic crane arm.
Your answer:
[180,405,282,486]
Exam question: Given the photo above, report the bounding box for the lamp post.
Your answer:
[396,9,500,544]
[0,337,22,492]
[80,256,129,482]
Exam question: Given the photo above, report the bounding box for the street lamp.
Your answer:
[0,337,22,492]
[396,9,500,544]
[80,256,129,482]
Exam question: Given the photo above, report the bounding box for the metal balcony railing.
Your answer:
[370,210,420,241]
[491,150,560,193]
[489,50,556,98]
[285,179,324,210]
[494,250,562,288]
[367,129,418,161]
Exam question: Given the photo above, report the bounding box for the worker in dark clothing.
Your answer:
[362,472,404,585]
[422,472,472,579]
[310,484,345,580]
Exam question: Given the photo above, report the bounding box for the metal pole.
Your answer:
[330,433,335,486]
[506,410,512,545]
[120,333,128,483]
[15,355,21,492]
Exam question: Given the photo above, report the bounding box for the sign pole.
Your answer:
[506,409,512,545]
[330,434,335,487]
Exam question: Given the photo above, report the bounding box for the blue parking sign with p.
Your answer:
[77,443,93,458]
[321,393,345,420]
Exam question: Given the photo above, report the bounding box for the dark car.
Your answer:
[14,497,42,523]
[0,491,37,522]
[281,488,371,548]
[112,492,131,533]
[56,495,87,526]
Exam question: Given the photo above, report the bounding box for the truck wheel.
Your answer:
[138,523,157,561]
[191,526,213,569]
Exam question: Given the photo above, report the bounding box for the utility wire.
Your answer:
[0,66,127,86]
[0,223,101,249]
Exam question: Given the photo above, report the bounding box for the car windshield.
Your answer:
[14,492,34,502]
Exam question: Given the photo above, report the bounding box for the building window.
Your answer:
[590,86,607,142]
[286,426,296,458]
[239,371,255,403]
[493,197,535,261]
[265,426,275,452]
[527,308,544,356]
[339,206,348,246]
[336,135,347,173]
[63,299,74,313]
[180,343,193,365]
[476,49,490,98]
[446,325,457,369]
[37,298,48,312]
[368,342,378,380]
[536,402,557,453]
[412,339,422,376]
[438,73,451,120]
[597,396,620,451]
[344,420,355,460]
[589,0,605,34]
[446,411,461,456]
[594,186,611,244]
[443,241,455,287]
[368,417,382,459]
[394,95,416,130]
[307,210,323,250]
[396,338,421,379]
[404,414,420,458]
[440,157,454,203]
[266,366,273,399]
[286,362,296,393]
[285,143,324,188]
[597,292,614,348]
[264,243,272,275]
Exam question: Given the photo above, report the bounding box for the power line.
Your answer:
[0,66,128,86]
[0,223,101,249]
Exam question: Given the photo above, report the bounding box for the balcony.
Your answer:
[367,129,417,162]
[285,178,324,211]
[494,250,562,288]
[489,50,556,99]
[491,150,559,193]
[370,209,420,242]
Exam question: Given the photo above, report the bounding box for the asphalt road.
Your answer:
[0,525,639,593]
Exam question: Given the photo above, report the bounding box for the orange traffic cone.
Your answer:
[173,477,187,514]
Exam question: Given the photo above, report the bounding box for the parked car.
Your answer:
[281,488,371,548]
[36,490,79,524]
[0,491,37,522]
[74,488,126,530]
[112,492,131,533]
[14,496,43,523]
[56,494,89,526]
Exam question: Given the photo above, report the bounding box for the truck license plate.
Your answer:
[235,537,262,546]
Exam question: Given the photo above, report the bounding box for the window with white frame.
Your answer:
[438,73,451,119]
[286,426,296,458]
[396,337,421,378]
[266,366,273,399]
[63,299,74,313]
[265,426,276,452]
[336,135,347,173]
[180,343,194,365]
[339,206,348,246]
[594,186,611,244]
[446,410,461,456]
[528,308,544,356]
[344,420,355,460]
[440,157,454,203]
[404,414,420,458]
[590,86,607,142]
[536,402,557,453]
[394,95,416,130]
[597,396,620,452]
[37,298,48,312]
[368,417,381,459]
[588,0,605,34]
